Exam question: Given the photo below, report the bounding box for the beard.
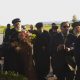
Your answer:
[15,25,22,32]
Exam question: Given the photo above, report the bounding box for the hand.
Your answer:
[11,41,18,47]
[57,44,65,51]
[65,47,71,52]
[15,46,21,51]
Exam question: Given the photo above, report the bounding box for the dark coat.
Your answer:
[33,30,50,79]
[3,28,11,42]
[73,35,80,80]
[9,28,19,42]
[49,30,58,57]
[74,35,80,67]
[3,28,20,71]
[51,32,76,73]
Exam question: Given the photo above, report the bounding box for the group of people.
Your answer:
[1,18,80,80]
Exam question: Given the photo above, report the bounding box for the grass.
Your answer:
[0,26,6,34]
[0,71,27,80]
[0,24,61,34]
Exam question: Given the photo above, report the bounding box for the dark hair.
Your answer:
[35,22,43,28]
[7,24,11,27]
[22,25,26,29]
[72,22,80,28]
[52,23,58,29]
[60,21,70,28]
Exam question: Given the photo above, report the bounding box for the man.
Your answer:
[3,18,22,72]
[72,21,80,80]
[3,18,37,80]
[49,23,58,36]
[49,23,58,60]
[10,18,22,42]
[49,23,59,77]
[33,22,50,80]
[51,21,76,80]
[28,25,34,34]
[3,24,11,43]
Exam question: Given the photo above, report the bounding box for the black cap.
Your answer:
[72,21,80,28]
[52,23,58,29]
[7,24,11,27]
[12,18,21,24]
[35,22,43,28]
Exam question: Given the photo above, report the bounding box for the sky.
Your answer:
[0,0,80,25]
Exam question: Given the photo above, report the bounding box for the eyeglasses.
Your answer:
[62,26,70,28]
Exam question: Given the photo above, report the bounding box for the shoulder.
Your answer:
[69,33,74,36]
[55,32,62,37]
[68,33,76,38]
[43,30,48,34]
[67,33,77,42]
[49,29,52,32]
[10,28,15,32]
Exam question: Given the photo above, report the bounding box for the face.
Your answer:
[37,27,43,32]
[61,23,70,33]
[13,22,21,30]
[30,25,33,30]
[75,26,80,33]
[14,22,21,27]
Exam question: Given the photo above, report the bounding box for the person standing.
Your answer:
[72,22,80,80]
[3,18,22,71]
[33,22,50,80]
[51,21,76,80]
[3,24,11,43]
[49,23,58,37]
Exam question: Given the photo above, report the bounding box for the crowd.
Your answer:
[0,18,80,80]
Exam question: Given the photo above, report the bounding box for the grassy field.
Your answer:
[0,26,6,34]
[0,24,61,34]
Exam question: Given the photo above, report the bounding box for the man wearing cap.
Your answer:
[49,23,58,55]
[9,18,22,42]
[3,18,22,72]
[33,22,50,80]
[72,21,80,80]
[49,23,58,36]
[3,24,11,43]
[70,22,79,34]
[3,18,37,80]
[51,21,76,80]
[49,23,59,75]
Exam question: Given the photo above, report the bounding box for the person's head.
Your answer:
[72,22,80,33]
[22,25,26,29]
[7,24,11,28]
[12,18,21,31]
[60,21,70,34]
[30,25,33,30]
[51,23,58,32]
[21,25,26,32]
[72,22,78,29]
[35,22,43,32]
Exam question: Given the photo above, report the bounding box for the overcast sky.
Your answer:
[0,0,80,25]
